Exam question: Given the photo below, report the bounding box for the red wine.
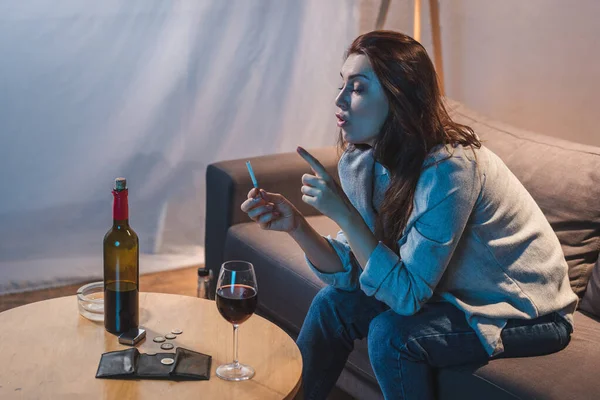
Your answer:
[104,281,139,334]
[216,284,258,325]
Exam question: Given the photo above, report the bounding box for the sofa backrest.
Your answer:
[446,99,600,299]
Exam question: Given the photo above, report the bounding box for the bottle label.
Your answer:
[112,189,129,220]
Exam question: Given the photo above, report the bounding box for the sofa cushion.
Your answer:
[447,99,600,298]
[224,216,331,333]
[437,311,600,400]
[580,257,600,318]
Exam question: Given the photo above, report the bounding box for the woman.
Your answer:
[240,31,578,400]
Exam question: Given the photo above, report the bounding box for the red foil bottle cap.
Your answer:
[112,178,129,221]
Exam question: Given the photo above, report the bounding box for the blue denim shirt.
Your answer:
[304,143,578,356]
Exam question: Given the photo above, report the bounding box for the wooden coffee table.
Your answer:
[0,292,302,399]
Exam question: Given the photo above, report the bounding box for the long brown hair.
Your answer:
[337,31,481,253]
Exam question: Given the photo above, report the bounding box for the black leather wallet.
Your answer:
[95,347,212,381]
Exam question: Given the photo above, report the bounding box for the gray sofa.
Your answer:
[205,99,600,399]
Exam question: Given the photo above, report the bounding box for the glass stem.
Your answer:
[233,324,240,369]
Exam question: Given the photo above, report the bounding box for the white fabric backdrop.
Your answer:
[0,0,359,294]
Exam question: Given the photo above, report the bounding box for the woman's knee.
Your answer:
[308,286,362,318]
[368,311,407,365]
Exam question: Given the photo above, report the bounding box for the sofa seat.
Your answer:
[437,310,600,399]
[224,215,600,399]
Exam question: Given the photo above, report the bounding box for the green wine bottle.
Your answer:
[103,177,139,334]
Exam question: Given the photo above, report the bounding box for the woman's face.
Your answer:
[335,53,389,147]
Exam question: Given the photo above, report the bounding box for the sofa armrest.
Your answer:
[204,146,340,294]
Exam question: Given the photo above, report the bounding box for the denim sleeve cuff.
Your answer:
[359,241,400,296]
[304,235,358,291]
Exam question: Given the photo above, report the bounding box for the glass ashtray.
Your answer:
[77,281,104,322]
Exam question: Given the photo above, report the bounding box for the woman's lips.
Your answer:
[336,113,348,127]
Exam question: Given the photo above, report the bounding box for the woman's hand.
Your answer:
[240,188,304,233]
[297,146,357,225]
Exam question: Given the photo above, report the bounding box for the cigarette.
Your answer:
[246,161,264,199]
[246,161,258,188]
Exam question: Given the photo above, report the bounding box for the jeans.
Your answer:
[296,286,572,400]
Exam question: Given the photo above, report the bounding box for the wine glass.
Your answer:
[215,260,258,381]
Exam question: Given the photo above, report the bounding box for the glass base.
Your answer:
[216,363,255,381]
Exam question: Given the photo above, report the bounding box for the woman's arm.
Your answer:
[337,213,379,268]
[358,156,481,315]
[288,216,345,273]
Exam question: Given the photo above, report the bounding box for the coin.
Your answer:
[161,357,175,365]
[171,329,183,335]
[153,336,166,343]
[160,343,174,350]
[165,333,177,340]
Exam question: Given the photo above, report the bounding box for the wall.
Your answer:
[361,0,600,147]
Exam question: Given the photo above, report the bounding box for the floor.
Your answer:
[0,265,355,400]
